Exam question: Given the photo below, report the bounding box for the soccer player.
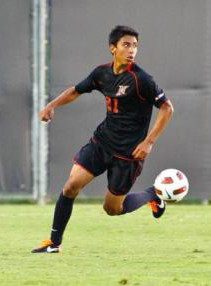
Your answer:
[32,25,173,253]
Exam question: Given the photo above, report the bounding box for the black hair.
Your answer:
[109,25,139,46]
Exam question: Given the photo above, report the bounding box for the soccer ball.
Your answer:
[154,169,189,202]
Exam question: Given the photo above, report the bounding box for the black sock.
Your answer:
[50,192,75,246]
[121,186,157,214]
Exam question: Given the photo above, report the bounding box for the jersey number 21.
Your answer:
[105,96,119,113]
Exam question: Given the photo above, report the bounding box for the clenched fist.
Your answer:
[39,106,55,122]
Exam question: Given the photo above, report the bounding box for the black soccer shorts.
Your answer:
[73,138,144,196]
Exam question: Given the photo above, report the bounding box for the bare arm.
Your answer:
[132,100,174,159]
[39,86,81,122]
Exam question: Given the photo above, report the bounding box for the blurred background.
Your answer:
[0,0,210,203]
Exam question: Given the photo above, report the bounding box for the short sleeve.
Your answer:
[142,76,167,108]
[75,68,98,94]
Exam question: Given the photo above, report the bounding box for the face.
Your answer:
[110,35,138,65]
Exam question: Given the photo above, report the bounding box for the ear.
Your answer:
[109,44,116,55]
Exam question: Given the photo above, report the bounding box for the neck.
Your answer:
[112,58,128,75]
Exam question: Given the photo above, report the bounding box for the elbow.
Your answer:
[168,102,174,117]
[162,100,174,118]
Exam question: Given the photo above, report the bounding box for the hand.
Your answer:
[39,106,55,122]
[132,139,153,160]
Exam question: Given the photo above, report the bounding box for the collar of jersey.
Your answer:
[111,62,135,75]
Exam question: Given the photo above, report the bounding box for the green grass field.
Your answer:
[0,203,211,286]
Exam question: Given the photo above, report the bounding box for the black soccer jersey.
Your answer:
[75,62,167,159]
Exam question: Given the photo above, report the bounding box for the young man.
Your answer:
[32,25,173,253]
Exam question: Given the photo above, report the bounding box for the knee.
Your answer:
[103,203,122,216]
[63,177,81,198]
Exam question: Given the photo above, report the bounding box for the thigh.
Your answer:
[69,163,95,188]
[63,164,95,197]
[107,158,144,196]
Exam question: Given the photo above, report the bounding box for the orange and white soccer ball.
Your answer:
[154,169,189,202]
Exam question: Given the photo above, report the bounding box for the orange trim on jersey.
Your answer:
[126,62,134,71]
[128,70,146,101]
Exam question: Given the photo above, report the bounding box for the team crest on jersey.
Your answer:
[116,85,129,96]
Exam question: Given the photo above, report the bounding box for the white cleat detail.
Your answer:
[158,200,165,208]
[46,246,60,253]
